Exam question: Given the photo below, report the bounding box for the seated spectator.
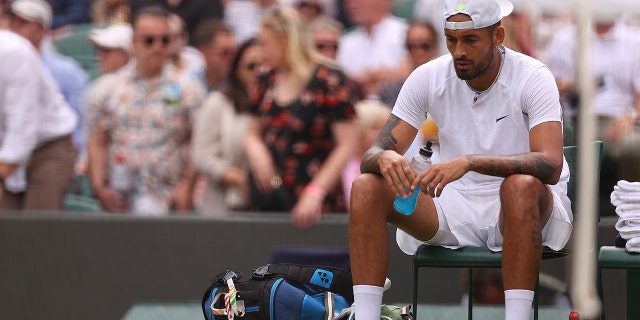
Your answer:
[192,19,237,92]
[88,23,133,74]
[224,0,280,44]
[192,38,264,215]
[293,0,326,24]
[85,6,205,215]
[307,15,343,60]
[337,0,408,100]
[380,20,440,107]
[341,99,391,207]
[49,0,92,30]
[128,0,224,46]
[8,0,88,154]
[244,8,358,227]
[0,30,78,211]
[167,13,205,75]
[92,0,129,26]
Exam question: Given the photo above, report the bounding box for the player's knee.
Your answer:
[500,174,543,199]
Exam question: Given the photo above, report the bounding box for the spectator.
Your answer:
[244,8,358,227]
[128,0,224,46]
[337,0,408,100]
[85,6,205,214]
[224,0,279,44]
[192,19,237,92]
[87,23,133,74]
[192,38,264,214]
[341,99,390,207]
[545,17,640,210]
[380,20,440,107]
[74,23,132,177]
[167,13,205,75]
[0,30,78,211]
[48,0,92,30]
[8,0,88,154]
[307,15,343,60]
[349,1,571,320]
[92,0,129,26]
[292,0,326,24]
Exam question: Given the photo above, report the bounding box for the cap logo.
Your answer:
[455,3,465,11]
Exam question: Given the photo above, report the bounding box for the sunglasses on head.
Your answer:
[405,43,434,51]
[139,35,171,47]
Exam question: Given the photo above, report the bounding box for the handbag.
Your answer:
[247,173,296,212]
[202,263,354,320]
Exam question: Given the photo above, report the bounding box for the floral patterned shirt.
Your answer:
[248,64,356,212]
[85,61,205,206]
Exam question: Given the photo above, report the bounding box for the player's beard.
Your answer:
[454,48,495,81]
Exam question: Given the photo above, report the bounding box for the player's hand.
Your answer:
[377,150,417,199]
[415,156,471,198]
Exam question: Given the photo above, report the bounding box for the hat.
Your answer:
[443,0,513,30]
[88,24,133,53]
[9,0,52,28]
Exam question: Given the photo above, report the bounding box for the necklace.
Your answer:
[468,46,505,103]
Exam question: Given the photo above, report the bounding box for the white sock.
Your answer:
[353,285,384,320]
[504,289,534,320]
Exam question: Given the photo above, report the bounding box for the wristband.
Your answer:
[305,183,327,199]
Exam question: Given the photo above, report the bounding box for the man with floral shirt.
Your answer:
[85,6,205,214]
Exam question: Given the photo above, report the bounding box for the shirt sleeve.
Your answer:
[522,66,563,130]
[391,64,430,129]
[0,46,42,163]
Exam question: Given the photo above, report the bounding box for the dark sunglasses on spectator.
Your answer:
[316,42,338,51]
[138,35,171,47]
[405,43,434,51]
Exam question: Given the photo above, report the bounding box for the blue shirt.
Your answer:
[42,50,88,151]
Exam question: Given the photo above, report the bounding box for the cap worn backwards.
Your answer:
[443,0,513,30]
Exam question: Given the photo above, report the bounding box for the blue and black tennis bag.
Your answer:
[202,264,354,320]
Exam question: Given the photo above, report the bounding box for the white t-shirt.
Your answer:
[545,22,640,117]
[393,46,573,252]
[393,46,569,193]
[337,16,408,78]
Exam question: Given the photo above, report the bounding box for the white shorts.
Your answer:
[396,182,573,254]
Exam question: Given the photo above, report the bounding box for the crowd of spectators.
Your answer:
[0,0,638,222]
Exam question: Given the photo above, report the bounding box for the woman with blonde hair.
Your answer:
[244,7,358,228]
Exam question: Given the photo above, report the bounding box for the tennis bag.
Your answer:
[202,264,354,320]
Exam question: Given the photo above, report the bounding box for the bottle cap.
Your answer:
[419,141,434,157]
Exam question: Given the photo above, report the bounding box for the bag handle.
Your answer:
[252,263,354,302]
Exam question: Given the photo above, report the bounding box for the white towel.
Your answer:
[615,203,640,220]
[611,187,640,207]
[616,180,640,193]
[615,218,640,240]
[626,236,640,253]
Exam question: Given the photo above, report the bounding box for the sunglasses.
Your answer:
[297,1,322,11]
[405,43,434,51]
[316,42,338,51]
[138,35,171,47]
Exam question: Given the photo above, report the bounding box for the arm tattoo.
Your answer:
[466,153,557,184]
[360,115,401,174]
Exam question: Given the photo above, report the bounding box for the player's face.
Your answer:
[444,14,500,81]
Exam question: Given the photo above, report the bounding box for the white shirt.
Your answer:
[393,46,569,192]
[0,31,77,165]
[545,22,640,117]
[224,0,278,44]
[337,15,408,78]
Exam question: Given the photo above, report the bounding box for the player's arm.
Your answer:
[360,114,419,197]
[466,121,565,185]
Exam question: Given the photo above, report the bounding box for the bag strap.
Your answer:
[252,263,354,302]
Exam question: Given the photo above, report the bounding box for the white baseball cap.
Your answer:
[444,0,513,30]
[9,0,52,28]
[88,24,133,53]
